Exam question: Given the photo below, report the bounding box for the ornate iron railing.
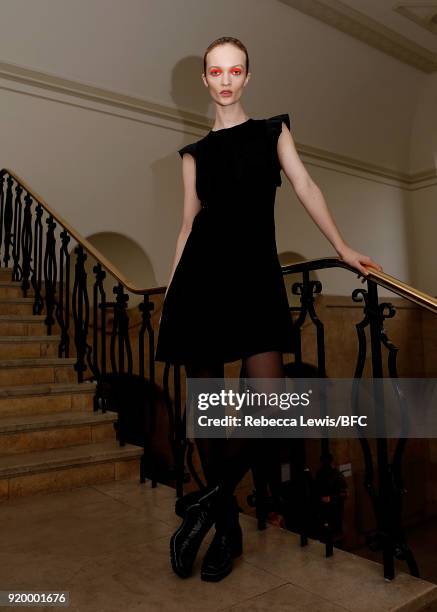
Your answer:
[1,167,436,582]
[277,258,436,579]
[0,168,167,484]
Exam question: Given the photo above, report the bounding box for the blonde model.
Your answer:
[155,36,382,582]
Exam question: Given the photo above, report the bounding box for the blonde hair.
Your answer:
[203,37,249,76]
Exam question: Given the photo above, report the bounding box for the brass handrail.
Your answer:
[3,169,436,314]
[282,256,437,314]
[2,168,166,296]
[363,265,437,313]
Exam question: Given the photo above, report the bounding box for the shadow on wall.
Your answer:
[66,231,157,313]
[147,55,213,279]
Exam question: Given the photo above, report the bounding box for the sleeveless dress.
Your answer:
[155,113,296,365]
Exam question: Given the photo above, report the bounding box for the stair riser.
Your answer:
[0,457,140,501]
[0,322,47,336]
[0,283,64,298]
[0,342,58,359]
[0,287,31,298]
[0,269,15,281]
[0,392,94,418]
[0,304,38,315]
[0,366,76,386]
[0,422,115,455]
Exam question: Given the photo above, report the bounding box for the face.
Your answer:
[202,43,250,105]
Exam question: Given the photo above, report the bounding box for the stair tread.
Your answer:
[0,335,60,342]
[0,315,46,321]
[0,297,35,303]
[0,440,143,476]
[0,409,116,432]
[0,357,76,367]
[0,381,96,398]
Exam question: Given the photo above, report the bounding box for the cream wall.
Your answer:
[405,186,437,294]
[0,0,434,298]
[409,72,437,173]
[407,72,437,296]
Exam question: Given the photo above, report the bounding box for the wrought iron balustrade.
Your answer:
[1,167,436,582]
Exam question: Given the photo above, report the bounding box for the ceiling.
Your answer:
[279,0,437,72]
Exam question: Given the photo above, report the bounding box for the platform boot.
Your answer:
[200,494,243,582]
[174,488,206,519]
[170,485,224,578]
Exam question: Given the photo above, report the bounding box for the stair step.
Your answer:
[0,409,117,455]
[0,268,15,281]
[0,281,33,298]
[0,380,96,397]
[0,381,96,417]
[0,357,77,386]
[0,408,116,433]
[0,439,142,476]
[0,335,60,342]
[0,315,48,336]
[0,297,36,315]
[0,357,76,367]
[0,280,60,292]
[0,440,143,500]
[0,315,46,320]
[0,335,60,358]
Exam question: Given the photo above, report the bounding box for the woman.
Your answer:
[155,36,383,582]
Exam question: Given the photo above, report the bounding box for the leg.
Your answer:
[218,350,286,496]
[244,350,285,502]
[171,358,228,579]
[200,350,286,581]
[185,360,226,488]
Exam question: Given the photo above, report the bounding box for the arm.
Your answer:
[277,122,383,278]
[164,152,202,299]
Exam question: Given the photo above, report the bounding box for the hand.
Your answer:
[337,245,383,281]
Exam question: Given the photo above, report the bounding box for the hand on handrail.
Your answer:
[337,244,383,282]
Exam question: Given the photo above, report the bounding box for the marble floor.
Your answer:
[355,515,437,586]
[1,480,437,612]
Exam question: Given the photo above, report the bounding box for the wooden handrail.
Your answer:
[2,168,166,296]
[281,256,437,314]
[363,265,437,313]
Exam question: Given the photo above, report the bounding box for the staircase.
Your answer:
[0,269,144,501]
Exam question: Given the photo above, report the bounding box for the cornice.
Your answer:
[0,60,435,191]
[279,0,437,73]
[298,143,437,190]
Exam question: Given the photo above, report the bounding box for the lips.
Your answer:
[220,91,232,96]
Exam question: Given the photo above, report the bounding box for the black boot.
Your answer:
[200,495,243,582]
[174,489,206,519]
[170,485,223,579]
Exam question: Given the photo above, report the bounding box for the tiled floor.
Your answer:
[1,481,437,611]
[355,515,437,586]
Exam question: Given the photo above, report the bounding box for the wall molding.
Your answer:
[279,0,437,73]
[0,59,435,192]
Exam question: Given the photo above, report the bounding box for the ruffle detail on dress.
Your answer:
[178,142,197,159]
[266,113,291,187]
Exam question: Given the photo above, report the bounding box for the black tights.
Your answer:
[185,351,286,499]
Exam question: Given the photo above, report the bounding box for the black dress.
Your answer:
[155,113,296,365]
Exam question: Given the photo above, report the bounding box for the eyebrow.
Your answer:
[208,64,244,69]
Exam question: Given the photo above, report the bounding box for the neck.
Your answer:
[211,106,249,131]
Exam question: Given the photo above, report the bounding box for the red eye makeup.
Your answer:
[209,66,244,76]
